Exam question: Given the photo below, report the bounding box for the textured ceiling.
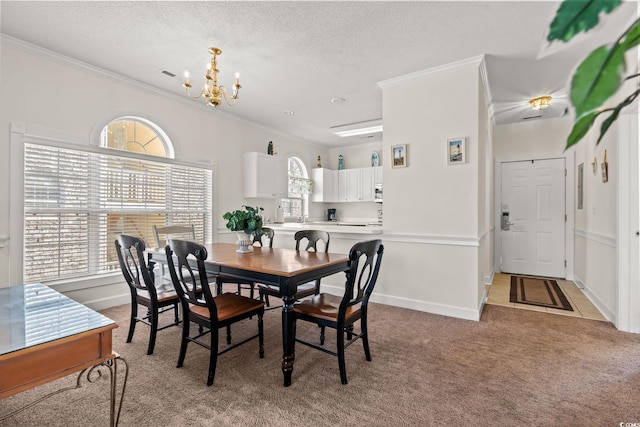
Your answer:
[1,1,635,146]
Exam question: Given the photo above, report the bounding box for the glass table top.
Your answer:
[0,283,115,356]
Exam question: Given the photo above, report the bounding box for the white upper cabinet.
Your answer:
[360,167,374,201]
[312,166,382,203]
[373,166,383,184]
[311,168,336,202]
[243,152,288,198]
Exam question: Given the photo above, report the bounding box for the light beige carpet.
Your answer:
[1,301,639,426]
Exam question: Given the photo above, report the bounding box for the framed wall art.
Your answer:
[578,163,584,209]
[601,150,608,183]
[447,137,466,165]
[391,144,407,168]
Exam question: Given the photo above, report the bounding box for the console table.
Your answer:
[0,283,127,426]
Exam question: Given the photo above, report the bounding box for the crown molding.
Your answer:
[1,35,325,150]
[377,54,485,89]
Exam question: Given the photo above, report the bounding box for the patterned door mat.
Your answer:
[509,276,573,311]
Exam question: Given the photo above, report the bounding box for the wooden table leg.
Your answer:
[281,294,296,387]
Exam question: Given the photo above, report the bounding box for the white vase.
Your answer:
[236,232,253,254]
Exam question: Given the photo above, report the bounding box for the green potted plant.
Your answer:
[223,206,264,253]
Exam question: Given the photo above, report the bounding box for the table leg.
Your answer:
[281,294,296,387]
[0,355,128,426]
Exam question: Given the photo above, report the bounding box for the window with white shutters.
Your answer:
[23,143,212,283]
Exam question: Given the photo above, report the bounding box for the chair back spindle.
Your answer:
[116,235,155,294]
[340,240,384,315]
[153,224,196,249]
[294,230,330,252]
[165,239,215,318]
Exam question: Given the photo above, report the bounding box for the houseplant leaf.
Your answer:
[548,0,621,42]
[570,44,625,118]
[621,18,640,50]
[597,88,640,144]
[566,110,600,149]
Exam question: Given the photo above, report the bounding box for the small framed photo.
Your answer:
[447,137,466,165]
[391,144,407,168]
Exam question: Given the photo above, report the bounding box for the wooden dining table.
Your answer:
[148,242,350,387]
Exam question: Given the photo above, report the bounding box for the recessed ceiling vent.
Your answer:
[161,70,176,78]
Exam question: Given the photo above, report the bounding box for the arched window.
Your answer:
[100,116,173,158]
[281,156,311,220]
[21,116,211,283]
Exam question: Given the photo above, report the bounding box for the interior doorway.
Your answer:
[498,158,567,278]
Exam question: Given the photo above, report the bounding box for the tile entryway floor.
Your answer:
[486,273,607,321]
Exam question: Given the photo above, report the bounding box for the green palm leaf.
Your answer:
[570,45,624,118]
[548,0,621,42]
[566,111,600,148]
[622,19,640,50]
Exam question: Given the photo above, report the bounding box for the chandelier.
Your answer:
[183,47,241,108]
[528,95,552,110]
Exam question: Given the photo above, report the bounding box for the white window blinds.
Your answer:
[24,142,212,283]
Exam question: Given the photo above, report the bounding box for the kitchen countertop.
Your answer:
[267,221,382,235]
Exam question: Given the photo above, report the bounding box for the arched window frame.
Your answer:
[281,156,310,220]
[99,116,175,158]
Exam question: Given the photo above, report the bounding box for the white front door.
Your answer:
[500,158,566,278]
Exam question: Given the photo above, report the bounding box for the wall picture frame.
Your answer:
[391,144,407,168]
[447,137,466,165]
[577,163,584,209]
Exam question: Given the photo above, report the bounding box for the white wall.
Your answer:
[0,38,329,305]
[493,118,572,160]
[378,57,487,320]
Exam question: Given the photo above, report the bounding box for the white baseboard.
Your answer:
[484,268,495,285]
[572,274,615,324]
[83,293,130,312]
[322,284,482,321]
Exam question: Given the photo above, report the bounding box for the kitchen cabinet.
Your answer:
[311,168,337,202]
[360,167,374,201]
[243,152,288,198]
[338,169,359,202]
[373,166,383,184]
[313,166,382,203]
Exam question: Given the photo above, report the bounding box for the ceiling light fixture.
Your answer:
[183,47,241,109]
[529,95,552,111]
[334,125,383,138]
[332,119,383,138]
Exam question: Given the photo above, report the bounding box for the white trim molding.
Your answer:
[573,229,617,248]
[573,274,616,324]
[378,55,484,89]
[322,284,483,322]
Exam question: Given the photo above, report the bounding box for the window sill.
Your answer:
[42,272,123,294]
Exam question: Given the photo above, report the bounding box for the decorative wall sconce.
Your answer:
[601,150,608,183]
[591,156,598,175]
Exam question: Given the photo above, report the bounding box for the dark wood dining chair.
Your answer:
[221,227,274,298]
[258,229,330,308]
[115,234,180,355]
[152,224,196,249]
[292,239,384,384]
[165,239,265,386]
